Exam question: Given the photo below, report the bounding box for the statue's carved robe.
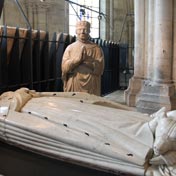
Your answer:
[62,40,104,96]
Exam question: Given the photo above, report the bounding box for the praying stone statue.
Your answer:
[61,21,104,96]
[1,88,176,175]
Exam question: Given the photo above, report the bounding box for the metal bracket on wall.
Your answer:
[14,0,31,29]
[0,0,4,18]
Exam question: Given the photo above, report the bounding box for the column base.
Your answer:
[124,76,144,107]
[136,80,176,114]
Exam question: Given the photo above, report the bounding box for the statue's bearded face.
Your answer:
[153,118,176,155]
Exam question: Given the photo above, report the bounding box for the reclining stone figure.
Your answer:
[0,88,176,176]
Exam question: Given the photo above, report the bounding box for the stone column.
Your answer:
[127,14,134,69]
[124,0,145,106]
[146,0,154,79]
[172,1,176,87]
[110,0,114,41]
[153,0,173,83]
[104,1,110,41]
[136,0,176,114]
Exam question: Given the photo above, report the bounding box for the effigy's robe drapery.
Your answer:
[1,88,176,176]
[62,41,104,96]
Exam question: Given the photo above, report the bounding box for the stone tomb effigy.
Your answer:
[0,88,176,175]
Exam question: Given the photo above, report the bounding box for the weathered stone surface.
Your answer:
[136,80,176,114]
[125,77,143,106]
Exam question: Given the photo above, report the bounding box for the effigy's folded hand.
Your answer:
[153,117,176,156]
[150,151,176,166]
[150,155,166,165]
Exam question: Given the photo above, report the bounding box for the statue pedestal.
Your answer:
[0,141,129,176]
[136,80,176,114]
[124,76,143,107]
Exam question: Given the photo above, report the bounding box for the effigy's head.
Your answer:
[75,21,90,42]
[152,109,176,156]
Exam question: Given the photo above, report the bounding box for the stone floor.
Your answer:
[104,90,136,111]
[104,90,126,105]
[103,71,134,107]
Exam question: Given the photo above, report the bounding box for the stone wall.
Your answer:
[125,0,176,114]
[1,0,134,44]
[100,0,134,44]
[1,0,66,40]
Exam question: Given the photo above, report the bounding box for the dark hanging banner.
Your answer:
[0,0,4,18]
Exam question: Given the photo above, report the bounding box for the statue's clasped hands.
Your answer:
[73,45,86,65]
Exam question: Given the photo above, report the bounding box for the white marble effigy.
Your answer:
[0,88,176,176]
